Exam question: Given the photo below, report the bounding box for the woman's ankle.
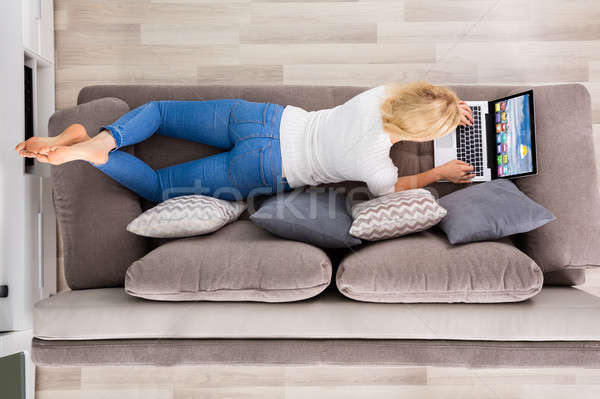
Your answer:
[94,131,117,152]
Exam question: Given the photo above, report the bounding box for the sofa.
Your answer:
[32,84,600,368]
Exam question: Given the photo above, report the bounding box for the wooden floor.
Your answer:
[34,365,600,398]
[45,0,600,397]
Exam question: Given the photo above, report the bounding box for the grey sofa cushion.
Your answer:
[125,221,332,302]
[50,98,150,289]
[336,229,543,303]
[250,189,361,248]
[507,84,600,272]
[438,179,555,245]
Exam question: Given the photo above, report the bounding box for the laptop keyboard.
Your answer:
[456,105,484,176]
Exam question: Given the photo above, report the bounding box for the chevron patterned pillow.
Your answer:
[127,195,247,238]
[349,189,447,241]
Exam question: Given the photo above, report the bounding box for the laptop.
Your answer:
[434,90,537,182]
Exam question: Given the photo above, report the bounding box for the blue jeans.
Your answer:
[95,99,291,202]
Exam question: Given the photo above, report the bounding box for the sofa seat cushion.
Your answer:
[34,286,600,341]
[336,229,543,303]
[125,221,332,302]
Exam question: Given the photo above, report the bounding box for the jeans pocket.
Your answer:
[230,100,267,125]
[229,101,274,143]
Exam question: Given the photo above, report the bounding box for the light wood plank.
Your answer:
[283,365,426,386]
[37,389,172,399]
[141,24,239,45]
[532,0,600,21]
[591,61,600,82]
[405,0,530,22]
[81,366,174,390]
[36,366,81,391]
[56,64,197,83]
[427,367,577,385]
[436,41,600,63]
[378,20,600,43]
[58,0,251,25]
[249,1,404,24]
[56,44,239,67]
[174,387,283,399]
[284,62,478,86]
[240,23,377,44]
[197,65,283,85]
[241,43,435,64]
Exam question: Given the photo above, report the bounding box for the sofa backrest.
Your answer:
[78,84,518,202]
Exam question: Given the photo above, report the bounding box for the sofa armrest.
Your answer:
[49,98,150,289]
[510,84,600,272]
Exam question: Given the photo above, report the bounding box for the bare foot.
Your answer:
[46,133,115,165]
[15,123,89,155]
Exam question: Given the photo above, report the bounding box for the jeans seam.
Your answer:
[228,147,268,189]
[270,103,275,138]
[113,101,158,148]
[269,140,274,190]
[259,148,268,187]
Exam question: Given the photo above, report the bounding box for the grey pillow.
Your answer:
[125,221,332,302]
[336,229,543,303]
[250,189,361,248]
[438,179,556,245]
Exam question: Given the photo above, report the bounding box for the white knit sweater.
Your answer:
[279,85,398,197]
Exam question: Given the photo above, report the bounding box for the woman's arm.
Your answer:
[394,159,475,192]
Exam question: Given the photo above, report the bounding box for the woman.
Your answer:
[15,81,475,202]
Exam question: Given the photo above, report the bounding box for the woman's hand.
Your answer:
[437,159,476,184]
[457,100,474,126]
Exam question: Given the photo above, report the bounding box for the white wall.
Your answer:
[0,0,32,332]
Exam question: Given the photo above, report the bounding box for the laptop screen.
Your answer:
[492,93,534,177]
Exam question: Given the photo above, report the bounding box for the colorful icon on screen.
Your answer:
[500,102,506,111]
[495,103,501,112]
[496,124,501,133]
[502,143,507,152]
[503,165,508,174]
[496,113,501,123]
[498,165,503,176]
[501,112,506,121]
[497,144,502,153]
[503,154,508,163]
[501,123,506,131]
[502,133,507,142]
[497,155,503,164]
[520,144,529,159]
[496,134,502,144]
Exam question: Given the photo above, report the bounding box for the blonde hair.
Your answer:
[380,81,461,142]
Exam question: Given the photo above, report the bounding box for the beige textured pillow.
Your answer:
[125,221,332,302]
[337,229,543,303]
[350,189,447,241]
[127,195,246,238]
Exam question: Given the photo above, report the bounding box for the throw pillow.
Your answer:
[337,229,543,303]
[250,189,361,248]
[127,195,246,238]
[437,179,556,245]
[349,189,447,241]
[125,221,332,302]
